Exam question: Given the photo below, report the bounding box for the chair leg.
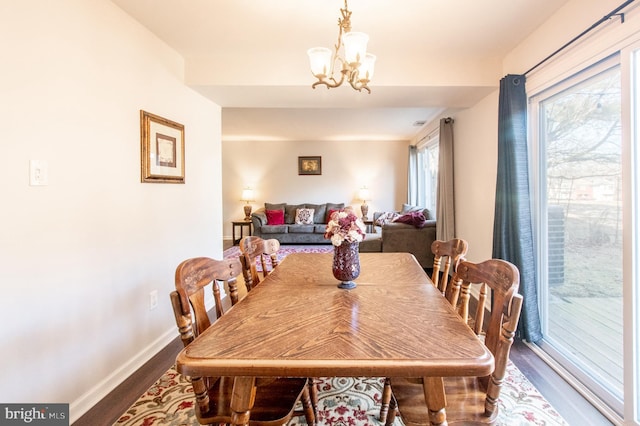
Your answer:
[385,392,398,426]
[308,378,319,417]
[301,385,316,425]
[379,377,392,422]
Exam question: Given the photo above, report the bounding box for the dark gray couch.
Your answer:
[251,202,345,244]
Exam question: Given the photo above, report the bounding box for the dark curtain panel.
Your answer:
[492,74,542,343]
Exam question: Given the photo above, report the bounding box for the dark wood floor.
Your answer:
[74,337,184,426]
[74,336,613,425]
[510,340,613,425]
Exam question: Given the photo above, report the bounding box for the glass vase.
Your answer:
[332,241,361,289]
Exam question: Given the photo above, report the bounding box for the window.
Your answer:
[530,45,640,423]
[416,133,439,214]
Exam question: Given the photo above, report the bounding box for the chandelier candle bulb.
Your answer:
[342,31,369,66]
[359,54,376,81]
[308,47,333,77]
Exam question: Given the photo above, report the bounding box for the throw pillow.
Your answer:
[401,203,432,220]
[265,202,286,211]
[265,209,285,225]
[325,203,345,221]
[285,204,305,224]
[375,211,400,227]
[401,203,423,214]
[295,208,315,225]
[305,203,327,224]
[393,211,427,228]
[326,209,340,223]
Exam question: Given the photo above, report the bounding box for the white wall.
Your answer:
[0,1,222,421]
[444,0,625,263]
[450,93,500,262]
[221,139,410,238]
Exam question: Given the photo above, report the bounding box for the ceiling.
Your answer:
[112,0,570,142]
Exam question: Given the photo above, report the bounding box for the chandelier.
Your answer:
[307,0,376,93]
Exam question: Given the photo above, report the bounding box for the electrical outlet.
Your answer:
[149,290,158,310]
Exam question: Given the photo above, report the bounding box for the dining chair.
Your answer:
[379,238,469,422]
[430,238,469,306]
[170,256,316,426]
[385,258,523,425]
[238,236,321,411]
[238,236,281,290]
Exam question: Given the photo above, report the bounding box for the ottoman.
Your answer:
[359,233,382,252]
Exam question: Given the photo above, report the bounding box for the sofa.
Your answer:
[251,202,346,244]
[251,201,436,268]
[370,204,437,268]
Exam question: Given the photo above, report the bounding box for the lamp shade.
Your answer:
[359,53,376,81]
[342,31,369,66]
[359,187,371,201]
[307,47,333,77]
[241,188,255,202]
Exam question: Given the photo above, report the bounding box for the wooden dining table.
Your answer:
[176,252,494,426]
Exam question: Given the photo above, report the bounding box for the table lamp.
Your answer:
[241,188,255,221]
[359,186,371,220]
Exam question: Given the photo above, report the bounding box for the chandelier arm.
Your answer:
[312,79,338,90]
[311,69,347,90]
[349,78,371,94]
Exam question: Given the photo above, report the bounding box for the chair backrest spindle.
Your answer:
[239,236,281,289]
[454,259,520,369]
[172,256,246,342]
[430,239,468,304]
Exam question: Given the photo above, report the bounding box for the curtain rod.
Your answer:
[524,0,635,76]
[416,125,441,145]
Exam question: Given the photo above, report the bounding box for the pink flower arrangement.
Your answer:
[324,209,366,246]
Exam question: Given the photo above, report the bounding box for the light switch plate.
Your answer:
[30,160,48,186]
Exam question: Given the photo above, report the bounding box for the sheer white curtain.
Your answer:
[407,145,419,206]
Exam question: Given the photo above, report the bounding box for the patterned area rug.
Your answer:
[115,362,567,425]
[223,244,333,261]
[116,245,567,425]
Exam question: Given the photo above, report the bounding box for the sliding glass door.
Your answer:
[530,52,635,421]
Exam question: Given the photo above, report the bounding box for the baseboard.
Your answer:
[69,327,176,424]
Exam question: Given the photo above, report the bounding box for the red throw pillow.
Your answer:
[393,211,427,228]
[265,209,285,225]
[326,209,338,223]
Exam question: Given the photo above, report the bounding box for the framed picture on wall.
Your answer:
[140,110,185,183]
[298,156,322,175]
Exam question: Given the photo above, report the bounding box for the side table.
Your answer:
[363,219,376,234]
[232,220,252,245]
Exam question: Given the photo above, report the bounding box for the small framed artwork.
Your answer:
[298,156,322,175]
[140,110,185,183]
